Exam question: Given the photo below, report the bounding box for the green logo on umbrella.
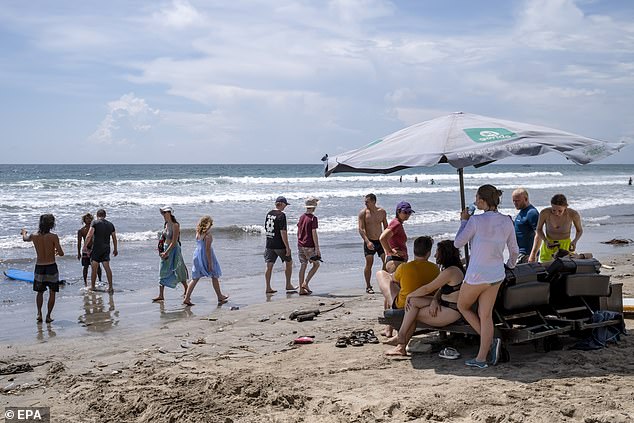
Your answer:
[464,128,517,143]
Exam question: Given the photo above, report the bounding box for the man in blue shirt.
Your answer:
[512,188,539,264]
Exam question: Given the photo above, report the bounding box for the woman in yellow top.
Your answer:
[528,194,583,263]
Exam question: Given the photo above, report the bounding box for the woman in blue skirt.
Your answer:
[183,215,228,306]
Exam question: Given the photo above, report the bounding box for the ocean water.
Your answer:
[1,163,633,341]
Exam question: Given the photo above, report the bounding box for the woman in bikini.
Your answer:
[528,193,583,263]
[385,240,464,356]
[379,201,414,274]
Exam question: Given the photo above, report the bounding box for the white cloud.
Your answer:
[152,0,205,29]
[89,93,160,144]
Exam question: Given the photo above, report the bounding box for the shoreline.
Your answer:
[1,253,634,422]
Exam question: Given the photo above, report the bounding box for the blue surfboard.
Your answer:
[4,269,66,284]
[4,269,34,283]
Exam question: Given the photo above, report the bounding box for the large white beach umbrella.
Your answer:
[324,111,626,258]
[325,111,625,202]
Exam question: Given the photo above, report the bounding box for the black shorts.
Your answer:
[264,248,292,264]
[33,263,60,293]
[91,248,110,263]
[386,255,406,263]
[81,253,91,267]
[363,240,385,257]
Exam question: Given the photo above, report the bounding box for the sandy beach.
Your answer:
[0,253,633,423]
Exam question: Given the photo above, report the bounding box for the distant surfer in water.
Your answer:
[22,214,64,323]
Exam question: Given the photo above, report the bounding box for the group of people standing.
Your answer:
[360,185,583,368]
[22,209,117,323]
[20,183,583,354]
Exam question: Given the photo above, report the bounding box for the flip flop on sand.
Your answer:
[335,336,348,348]
[438,347,461,360]
[365,286,375,294]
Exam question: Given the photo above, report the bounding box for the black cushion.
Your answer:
[504,262,547,285]
[564,274,611,297]
[501,281,550,310]
[546,257,601,280]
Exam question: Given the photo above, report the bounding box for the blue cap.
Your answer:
[275,196,290,205]
[396,201,414,214]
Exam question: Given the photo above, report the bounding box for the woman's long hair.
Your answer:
[196,215,213,237]
[436,240,465,273]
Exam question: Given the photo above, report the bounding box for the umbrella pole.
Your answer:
[458,168,470,264]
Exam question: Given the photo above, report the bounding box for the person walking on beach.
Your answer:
[183,215,228,306]
[380,201,414,273]
[376,236,439,338]
[264,196,296,294]
[455,185,518,368]
[297,197,321,295]
[512,188,539,264]
[153,206,188,302]
[85,209,117,293]
[22,214,64,323]
[528,194,583,263]
[77,213,102,286]
[358,193,388,294]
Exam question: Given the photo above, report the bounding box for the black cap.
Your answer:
[275,196,290,205]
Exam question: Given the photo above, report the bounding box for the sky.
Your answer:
[1,0,633,164]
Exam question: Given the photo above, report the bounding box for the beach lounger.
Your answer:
[545,257,622,332]
[378,258,624,359]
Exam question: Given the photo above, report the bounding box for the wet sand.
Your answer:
[1,255,634,422]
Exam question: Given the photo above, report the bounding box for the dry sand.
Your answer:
[2,253,634,423]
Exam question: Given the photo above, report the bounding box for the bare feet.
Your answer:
[385,344,408,356]
[45,316,54,323]
[286,286,298,292]
[152,297,164,302]
[217,295,229,305]
[382,336,399,346]
[381,329,394,338]
[36,315,43,323]
[299,289,310,295]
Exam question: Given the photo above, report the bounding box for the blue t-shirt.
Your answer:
[514,205,539,254]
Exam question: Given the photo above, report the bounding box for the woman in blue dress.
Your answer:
[183,215,228,306]
[152,206,189,302]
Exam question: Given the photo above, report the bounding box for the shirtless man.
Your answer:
[22,214,64,323]
[358,193,388,293]
[528,194,583,263]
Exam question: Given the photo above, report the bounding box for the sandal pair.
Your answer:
[335,336,363,347]
[438,347,461,360]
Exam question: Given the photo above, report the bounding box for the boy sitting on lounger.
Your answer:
[376,236,439,337]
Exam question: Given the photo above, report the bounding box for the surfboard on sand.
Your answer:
[623,298,634,314]
[3,269,66,284]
